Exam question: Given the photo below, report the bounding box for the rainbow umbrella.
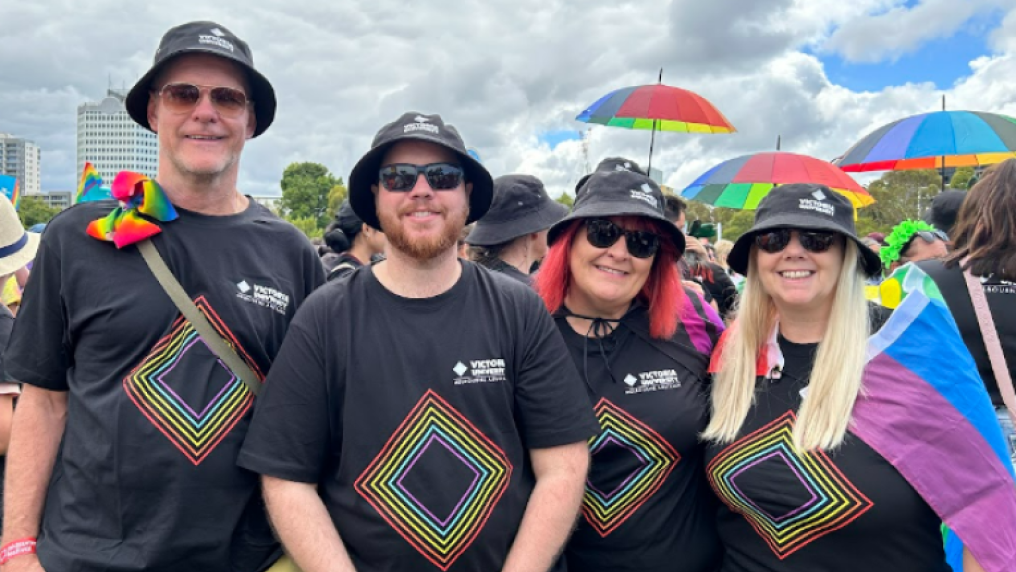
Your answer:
[836,109,1016,176]
[576,70,735,172]
[681,151,874,209]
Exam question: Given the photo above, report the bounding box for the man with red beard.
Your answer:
[239,112,599,572]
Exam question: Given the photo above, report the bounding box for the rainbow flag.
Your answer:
[0,174,19,210]
[856,265,1016,572]
[76,162,103,204]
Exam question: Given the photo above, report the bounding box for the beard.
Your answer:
[379,201,468,261]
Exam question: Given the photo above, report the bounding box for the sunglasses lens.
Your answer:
[625,231,660,259]
[161,84,200,111]
[799,231,836,253]
[380,166,418,192]
[210,87,248,115]
[586,219,622,249]
[424,164,464,190]
[755,229,790,253]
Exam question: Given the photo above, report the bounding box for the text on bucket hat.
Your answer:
[548,170,684,254]
[466,174,568,246]
[574,157,648,195]
[125,21,276,138]
[727,183,882,277]
[0,194,39,277]
[348,112,494,230]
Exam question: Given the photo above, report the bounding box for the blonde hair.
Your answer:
[703,240,871,451]
[714,239,734,269]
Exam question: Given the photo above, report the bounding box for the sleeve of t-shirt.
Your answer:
[4,240,71,391]
[513,292,600,449]
[710,264,738,319]
[238,293,333,483]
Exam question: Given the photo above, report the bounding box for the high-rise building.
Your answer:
[77,89,158,185]
[0,133,41,195]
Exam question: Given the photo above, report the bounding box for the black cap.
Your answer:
[728,183,882,277]
[466,175,568,246]
[349,112,494,230]
[126,21,276,138]
[922,189,966,237]
[548,170,684,253]
[575,157,648,195]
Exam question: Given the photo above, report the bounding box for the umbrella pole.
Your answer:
[648,119,657,175]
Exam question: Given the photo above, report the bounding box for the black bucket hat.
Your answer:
[466,175,568,246]
[728,183,882,277]
[548,170,685,253]
[574,157,647,195]
[349,112,494,230]
[126,21,276,138]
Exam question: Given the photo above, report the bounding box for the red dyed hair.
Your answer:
[535,217,684,339]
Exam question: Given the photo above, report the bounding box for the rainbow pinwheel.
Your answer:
[76,162,104,204]
[86,172,178,248]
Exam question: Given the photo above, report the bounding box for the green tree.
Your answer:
[278,162,342,230]
[17,196,61,227]
[327,182,349,216]
[860,169,942,228]
[555,193,574,208]
[949,166,975,190]
[289,216,324,239]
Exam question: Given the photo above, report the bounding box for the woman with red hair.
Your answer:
[536,170,724,572]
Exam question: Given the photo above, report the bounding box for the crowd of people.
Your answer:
[0,18,1013,572]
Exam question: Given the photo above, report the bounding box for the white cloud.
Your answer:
[0,0,1015,204]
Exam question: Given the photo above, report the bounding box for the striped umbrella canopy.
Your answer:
[576,83,735,134]
[681,151,874,209]
[837,110,1016,172]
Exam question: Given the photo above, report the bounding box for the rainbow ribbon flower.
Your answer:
[86,172,178,248]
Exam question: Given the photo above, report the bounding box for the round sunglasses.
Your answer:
[155,83,251,118]
[379,163,464,192]
[754,228,839,254]
[585,218,661,259]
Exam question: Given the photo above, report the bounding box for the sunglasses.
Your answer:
[379,163,464,192]
[754,228,838,254]
[585,218,661,259]
[155,83,251,118]
[903,229,949,249]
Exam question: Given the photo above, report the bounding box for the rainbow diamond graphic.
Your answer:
[583,398,680,536]
[124,296,262,465]
[355,390,512,570]
[707,411,874,559]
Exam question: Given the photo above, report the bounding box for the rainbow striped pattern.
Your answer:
[707,411,874,559]
[576,84,735,133]
[858,264,1016,572]
[124,296,262,465]
[76,162,103,203]
[354,390,512,571]
[0,174,19,210]
[87,171,178,248]
[837,110,1016,172]
[583,398,679,536]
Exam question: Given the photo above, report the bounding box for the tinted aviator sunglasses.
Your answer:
[585,218,661,259]
[754,228,838,253]
[379,163,464,192]
[155,83,251,118]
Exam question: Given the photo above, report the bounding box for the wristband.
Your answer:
[0,538,37,565]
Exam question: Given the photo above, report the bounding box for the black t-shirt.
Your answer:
[704,335,948,572]
[238,262,600,572]
[4,200,325,572]
[0,303,12,379]
[481,258,532,284]
[919,259,1016,407]
[326,252,365,282]
[558,302,722,572]
[691,262,738,319]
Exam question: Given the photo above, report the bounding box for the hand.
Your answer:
[682,280,705,297]
[2,554,45,572]
[684,236,708,258]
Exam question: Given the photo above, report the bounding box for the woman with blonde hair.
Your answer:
[703,184,1003,572]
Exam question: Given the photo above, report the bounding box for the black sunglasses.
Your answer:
[379,163,464,192]
[902,229,949,251]
[754,228,838,254]
[155,83,251,117]
[585,218,661,259]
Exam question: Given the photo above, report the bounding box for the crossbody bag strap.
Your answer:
[961,257,1015,425]
[136,239,262,396]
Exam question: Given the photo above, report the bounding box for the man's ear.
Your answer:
[147,94,160,133]
[246,111,256,140]
[465,182,473,196]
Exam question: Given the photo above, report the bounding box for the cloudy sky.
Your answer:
[3,0,1015,199]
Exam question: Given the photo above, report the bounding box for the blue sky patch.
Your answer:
[538,129,582,149]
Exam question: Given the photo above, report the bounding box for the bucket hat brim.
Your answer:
[467,200,568,246]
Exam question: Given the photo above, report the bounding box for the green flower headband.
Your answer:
[880,219,936,267]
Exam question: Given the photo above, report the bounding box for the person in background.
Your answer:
[664,197,737,319]
[880,220,949,273]
[457,223,472,259]
[466,174,568,283]
[919,159,1016,464]
[713,239,743,289]
[323,199,387,281]
[536,170,723,572]
[923,189,967,240]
